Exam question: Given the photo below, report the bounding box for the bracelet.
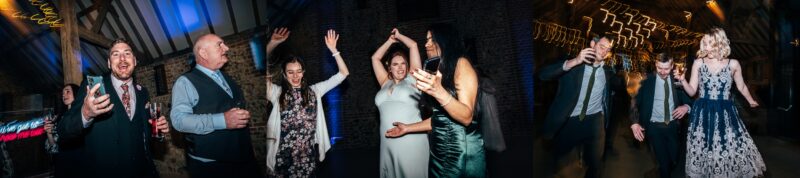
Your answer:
[332,51,341,57]
[440,95,453,106]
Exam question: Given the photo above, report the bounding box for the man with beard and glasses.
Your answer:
[58,38,170,177]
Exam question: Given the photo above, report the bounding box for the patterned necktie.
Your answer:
[121,83,131,117]
[579,66,599,121]
[664,78,671,125]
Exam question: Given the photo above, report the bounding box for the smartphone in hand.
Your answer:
[423,57,441,73]
[86,75,107,97]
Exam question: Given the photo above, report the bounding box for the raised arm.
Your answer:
[325,29,349,76]
[539,48,595,81]
[730,59,759,107]
[266,27,290,58]
[370,31,397,86]
[265,28,289,104]
[678,58,702,97]
[393,28,422,71]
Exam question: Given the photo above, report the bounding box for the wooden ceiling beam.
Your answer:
[199,0,216,34]
[130,0,163,57]
[112,0,154,60]
[253,0,261,27]
[226,0,239,33]
[78,26,112,48]
[169,0,194,46]
[91,0,114,33]
[149,0,177,52]
[77,0,110,17]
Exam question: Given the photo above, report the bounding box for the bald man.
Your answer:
[170,34,260,178]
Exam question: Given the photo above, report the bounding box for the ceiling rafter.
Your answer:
[226,0,239,33]
[129,0,164,57]
[253,0,261,27]
[149,0,177,53]
[90,0,113,33]
[112,0,154,60]
[199,0,216,34]
[169,0,194,47]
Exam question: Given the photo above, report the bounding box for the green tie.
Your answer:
[579,66,599,121]
[664,78,671,125]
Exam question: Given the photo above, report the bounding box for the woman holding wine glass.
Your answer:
[678,28,766,177]
[43,84,81,178]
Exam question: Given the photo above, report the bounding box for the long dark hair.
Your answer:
[56,83,80,115]
[383,44,410,80]
[279,56,315,110]
[428,23,468,94]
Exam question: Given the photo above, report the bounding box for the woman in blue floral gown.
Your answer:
[677,28,766,177]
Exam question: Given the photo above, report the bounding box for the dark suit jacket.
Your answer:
[58,74,158,177]
[538,59,624,139]
[630,73,693,130]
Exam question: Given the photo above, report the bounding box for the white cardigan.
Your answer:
[265,72,346,171]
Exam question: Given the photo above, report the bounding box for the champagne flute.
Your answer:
[45,108,54,122]
[674,62,686,86]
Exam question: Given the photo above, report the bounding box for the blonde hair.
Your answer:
[696,27,731,59]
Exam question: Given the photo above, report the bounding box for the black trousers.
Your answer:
[186,156,262,178]
[553,113,605,178]
[646,122,679,178]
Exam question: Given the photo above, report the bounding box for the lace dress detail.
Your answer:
[685,60,766,177]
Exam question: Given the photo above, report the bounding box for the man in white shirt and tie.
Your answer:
[630,53,693,178]
[58,38,170,177]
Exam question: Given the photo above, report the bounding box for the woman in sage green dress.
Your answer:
[372,28,429,178]
[385,23,485,178]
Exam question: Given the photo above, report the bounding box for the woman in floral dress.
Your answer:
[677,27,766,177]
[264,29,350,177]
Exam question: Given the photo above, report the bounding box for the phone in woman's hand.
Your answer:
[423,57,441,73]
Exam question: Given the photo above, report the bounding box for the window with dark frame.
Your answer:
[154,65,168,96]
